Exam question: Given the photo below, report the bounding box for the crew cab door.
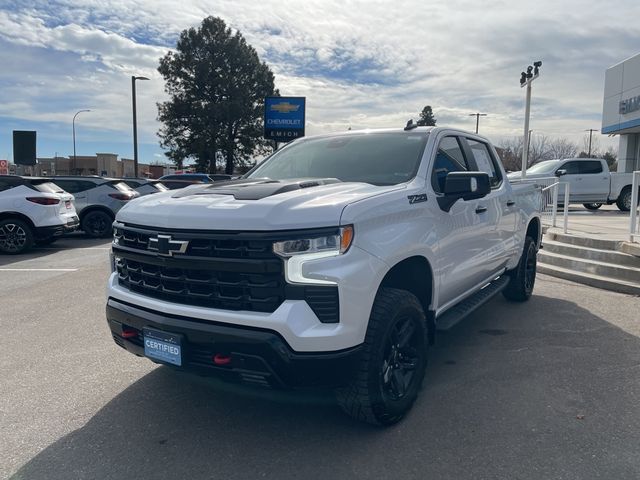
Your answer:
[429,135,498,309]
[460,136,518,269]
[576,160,610,202]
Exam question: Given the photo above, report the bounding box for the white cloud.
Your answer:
[1,0,639,157]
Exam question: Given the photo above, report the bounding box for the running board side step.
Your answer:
[435,275,510,331]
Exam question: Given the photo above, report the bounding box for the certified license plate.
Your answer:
[143,328,182,366]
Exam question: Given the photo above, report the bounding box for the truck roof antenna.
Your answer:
[404,119,418,131]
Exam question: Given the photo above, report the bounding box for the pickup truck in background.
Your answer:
[106,126,543,425]
[508,158,637,211]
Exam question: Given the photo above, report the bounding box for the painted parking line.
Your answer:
[0,268,79,272]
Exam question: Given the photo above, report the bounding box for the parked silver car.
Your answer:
[47,176,139,237]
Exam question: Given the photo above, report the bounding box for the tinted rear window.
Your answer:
[111,182,136,193]
[32,181,65,193]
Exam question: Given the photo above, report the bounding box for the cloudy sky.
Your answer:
[0,0,638,163]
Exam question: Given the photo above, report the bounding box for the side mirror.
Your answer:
[437,171,491,212]
[555,169,567,177]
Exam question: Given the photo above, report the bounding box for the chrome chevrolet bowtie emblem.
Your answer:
[148,235,189,256]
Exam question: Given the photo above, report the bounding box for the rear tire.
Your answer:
[502,236,537,302]
[336,288,428,426]
[616,187,637,212]
[583,203,602,210]
[0,218,34,254]
[81,210,114,238]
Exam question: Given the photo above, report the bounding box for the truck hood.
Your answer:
[116,178,403,230]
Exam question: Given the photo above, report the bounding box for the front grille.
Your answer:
[116,257,284,313]
[113,223,340,321]
[115,226,274,259]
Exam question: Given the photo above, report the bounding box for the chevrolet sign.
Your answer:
[619,95,640,115]
[270,102,300,114]
[264,96,305,143]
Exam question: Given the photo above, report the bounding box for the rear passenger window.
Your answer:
[466,139,502,188]
[0,180,9,192]
[431,137,469,193]
[580,161,603,174]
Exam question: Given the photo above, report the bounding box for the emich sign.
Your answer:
[264,97,305,142]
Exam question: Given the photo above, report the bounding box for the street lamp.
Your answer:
[519,60,542,177]
[585,129,599,158]
[468,113,487,134]
[132,75,149,178]
[72,109,91,172]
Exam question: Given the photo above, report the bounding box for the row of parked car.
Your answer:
[0,173,232,254]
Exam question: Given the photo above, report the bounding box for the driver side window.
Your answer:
[431,136,469,193]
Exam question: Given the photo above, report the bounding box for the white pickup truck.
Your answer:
[106,126,543,425]
[508,158,636,211]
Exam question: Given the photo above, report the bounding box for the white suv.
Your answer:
[0,176,79,254]
[48,176,139,237]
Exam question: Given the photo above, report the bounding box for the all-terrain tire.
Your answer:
[502,236,537,302]
[336,288,428,426]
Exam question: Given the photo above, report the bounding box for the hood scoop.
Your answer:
[171,178,342,201]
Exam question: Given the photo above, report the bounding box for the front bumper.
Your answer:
[106,298,363,389]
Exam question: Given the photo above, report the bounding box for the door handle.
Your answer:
[506,200,515,206]
[475,206,487,214]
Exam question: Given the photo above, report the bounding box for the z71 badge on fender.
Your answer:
[408,194,428,204]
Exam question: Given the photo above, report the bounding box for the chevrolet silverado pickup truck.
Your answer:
[106,126,543,425]
[508,158,637,211]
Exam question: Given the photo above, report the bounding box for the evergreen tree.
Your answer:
[157,17,277,173]
[416,105,437,126]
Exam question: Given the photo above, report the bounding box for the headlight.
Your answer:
[273,226,354,257]
[273,226,354,285]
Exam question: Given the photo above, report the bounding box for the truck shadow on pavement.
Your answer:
[11,293,640,480]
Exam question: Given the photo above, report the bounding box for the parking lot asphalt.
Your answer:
[1,236,640,480]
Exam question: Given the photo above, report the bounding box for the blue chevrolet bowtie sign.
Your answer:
[264,96,306,142]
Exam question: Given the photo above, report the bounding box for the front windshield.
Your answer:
[247,132,429,186]
[526,160,560,174]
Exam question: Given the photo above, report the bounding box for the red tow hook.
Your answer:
[213,353,232,366]
[121,328,138,339]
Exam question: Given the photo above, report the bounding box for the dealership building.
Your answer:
[603,52,640,172]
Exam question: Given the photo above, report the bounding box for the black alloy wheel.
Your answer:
[81,211,113,238]
[503,236,537,302]
[0,219,34,254]
[336,288,428,426]
[381,315,421,402]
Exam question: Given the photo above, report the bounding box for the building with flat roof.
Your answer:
[602,52,640,172]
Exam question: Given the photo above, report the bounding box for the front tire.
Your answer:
[503,236,537,302]
[336,288,428,426]
[583,203,602,210]
[81,210,114,238]
[0,218,34,254]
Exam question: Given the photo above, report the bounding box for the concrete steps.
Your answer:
[539,231,640,295]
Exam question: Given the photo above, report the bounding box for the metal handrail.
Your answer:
[538,181,570,233]
[630,171,640,243]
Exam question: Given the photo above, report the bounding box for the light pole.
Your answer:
[468,113,487,134]
[585,128,599,158]
[519,60,542,177]
[73,109,91,173]
[132,75,149,178]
